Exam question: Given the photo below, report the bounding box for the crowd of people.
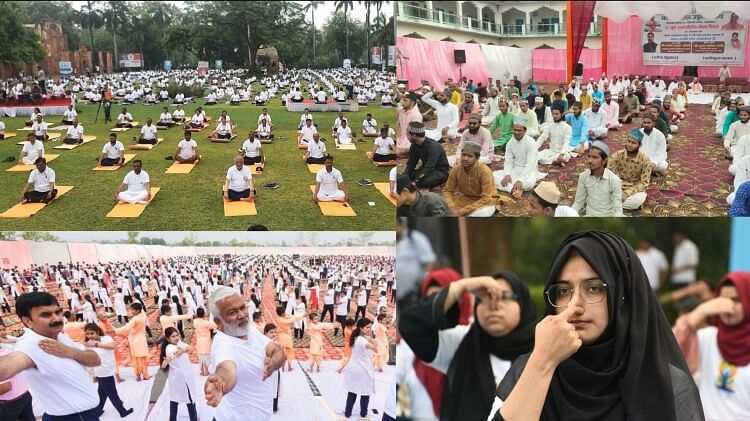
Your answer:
[394,72,750,217]
[396,223,749,421]
[0,252,396,420]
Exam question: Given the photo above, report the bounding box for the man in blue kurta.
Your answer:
[565,101,590,154]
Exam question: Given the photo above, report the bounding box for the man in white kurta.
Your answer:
[115,160,151,204]
[481,88,501,126]
[19,134,44,165]
[726,108,750,173]
[537,107,573,165]
[601,91,621,131]
[727,154,750,205]
[585,98,608,140]
[314,156,348,202]
[361,114,378,135]
[515,100,540,139]
[422,89,459,141]
[493,116,540,198]
[640,113,669,175]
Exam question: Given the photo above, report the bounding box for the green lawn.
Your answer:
[0,83,395,230]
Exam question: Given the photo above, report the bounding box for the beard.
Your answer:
[468,126,480,134]
[643,127,653,135]
[222,319,249,337]
[627,146,640,155]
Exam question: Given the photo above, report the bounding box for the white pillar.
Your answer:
[523,11,530,35]
[457,2,463,26]
[558,9,563,34]
[426,0,433,19]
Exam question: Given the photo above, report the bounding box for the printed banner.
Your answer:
[387,45,396,66]
[372,47,382,65]
[59,61,73,75]
[118,53,142,68]
[163,60,172,72]
[197,61,209,75]
[642,12,746,65]
[215,60,223,70]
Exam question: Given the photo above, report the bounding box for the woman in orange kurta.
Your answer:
[372,314,390,372]
[275,306,306,371]
[306,312,337,372]
[192,307,217,376]
[337,319,356,373]
[114,303,150,381]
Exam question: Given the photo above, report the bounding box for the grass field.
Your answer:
[0,82,395,230]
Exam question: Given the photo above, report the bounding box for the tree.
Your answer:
[103,0,131,71]
[302,1,324,67]
[78,1,103,70]
[371,13,394,63]
[335,0,355,59]
[127,231,139,244]
[355,232,375,246]
[0,2,47,66]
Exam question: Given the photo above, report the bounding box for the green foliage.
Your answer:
[0,2,47,66]
[166,83,205,99]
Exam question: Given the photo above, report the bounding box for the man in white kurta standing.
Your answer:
[114,159,151,204]
[204,287,286,421]
[0,292,102,420]
[493,116,540,198]
[421,88,459,142]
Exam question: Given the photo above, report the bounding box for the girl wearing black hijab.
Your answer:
[492,231,703,421]
[399,271,537,421]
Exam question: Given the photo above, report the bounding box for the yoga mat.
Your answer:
[129,138,164,150]
[335,143,356,150]
[93,153,136,171]
[15,133,60,144]
[185,123,209,132]
[2,131,17,139]
[50,125,72,130]
[52,135,97,150]
[374,182,397,205]
[18,127,33,131]
[223,198,258,216]
[251,161,265,175]
[307,163,324,173]
[309,185,356,216]
[209,135,237,143]
[6,154,60,172]
[110,127,130,132]
[106,187,160,218]
[0,186,74,218]
[165,161,197,174]
[366,151,397,167]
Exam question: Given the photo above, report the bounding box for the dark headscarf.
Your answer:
[715,271,750,366]
[539,231,691,421]
[442,271,536,421]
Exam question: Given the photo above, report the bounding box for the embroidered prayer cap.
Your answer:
[462,142,482,156]
[469,112,482,121]
[407,121,426,136]
[629,127,645,142]
[592,98,602,106]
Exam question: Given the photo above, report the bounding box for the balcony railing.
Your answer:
[397,4,602,37]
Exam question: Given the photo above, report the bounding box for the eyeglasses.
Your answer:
[545,279,608,308]
[475,289,518,304]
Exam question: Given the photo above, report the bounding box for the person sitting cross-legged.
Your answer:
[585,98,608,140]
[60,118,84,145]
[172,105,186,123]
[305,133,328,164]
[254,118,273,141]
[138,118,158,144]
[223,155,255,202]
[443,141,498,217]
[313,155,348,203]
[62,104,77,125]
[211,116,234,140]
[537,106,573,166]
[298,118,317,145]
[371,128,396,162]
[157,106,175,128]
[361,113,378,137]
[403,121,450,190]
[173,131,200,164]
[19,157,57,204]
[116,108,134,128]
[98,133,125,167]
[240,131,264,166]
[492,116,540,199]
[608,128,653,211]
[451,113,493,166]
[19,133,45,165]
[335,119,353,145]
[187,109,204,129]
[114,160,151,204]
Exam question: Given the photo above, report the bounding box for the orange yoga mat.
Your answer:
[106,187,160,218]
[129,138,164,150]
[165,160,198,174]
[307,163,324,173]
[209,135,237,143]
[309,185,356,216]
[2,131,17,139]
[6,154,60,172]
[335,142,356,150]
[0,186,75,218]
[374,182,396,205]
[92,153,136,171]
[365,151,397,167]
[223,198,258,216]
[16,132,61,144]
[52,135,97,150]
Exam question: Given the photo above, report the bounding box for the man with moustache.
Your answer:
[443,142,498,217]
[421,87,459,142]
[450,113,493,166]
[572,141,624,216]
[608,128,652,210]
[585,98,608,140]
[640,113,669,176]
[204,286,287,421]
[564,101,590,155]
[397,92,422,156]
[488,100,515,148]
[493,116,540,199]
[403,121,450,189]
[481,87,501,126]
[0,292,102,420]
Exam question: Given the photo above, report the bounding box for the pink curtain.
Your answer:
[67,242,100,265]
[571,1,597,78]
[607,16,750,78]
[0,240,34,270]
[533,49,602,82]
[396,37,489,89]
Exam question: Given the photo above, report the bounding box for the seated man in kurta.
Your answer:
[442,142,498,217]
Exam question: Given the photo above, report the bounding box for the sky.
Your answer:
[46,231,395,245]
[68,1,393,29]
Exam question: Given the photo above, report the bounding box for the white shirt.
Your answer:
[63,109,77,121]
[421,92,459,133]
[32,121,48,137]
[159,112,172,123]
[22,141,44,162]
[554,205,579,217]
[256,123,271,136]
[307,140,327,159]
[336,126,352,144]
[636,247,669,290]
[316,168,344,194]
[123,170,150,193]
[257,114,272,124]
[117,113,133,124]
[141,124,157,140]
[177,139,197,159]
[191,114,204,125]
[211,329,274,421]
[316,91,326,102]
[697,327,750,421]
[242,138,262,158]
[389,167,398,195]
[300,113,313,125]
[173,109,185,119]
[28,167,55,192]
[102,141,124,160]
[216,121,232,135]
[374,136,394,155]
[672,239,699,284]
[14,329,99,415]
[91,336,116,377]
[226,165,252,191]
[584,108,607,130]
[396,342,439,420]
[300,125,317,142]
[640,128,668,164]
[0,121,5,132]
[362,118,378,134]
